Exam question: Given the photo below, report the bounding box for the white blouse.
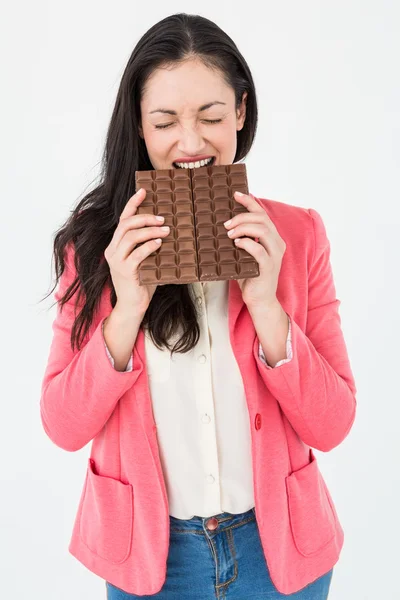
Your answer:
[102,280,292,518]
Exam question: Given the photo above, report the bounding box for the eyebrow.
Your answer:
[149,101,226,115]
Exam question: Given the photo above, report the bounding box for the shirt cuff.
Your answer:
[258,315,293,368]
[102,320,133,372]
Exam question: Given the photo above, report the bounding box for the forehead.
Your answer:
[141,60,233,113]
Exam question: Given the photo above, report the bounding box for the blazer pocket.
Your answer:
[285,449,336,556]
[79,458,133,564]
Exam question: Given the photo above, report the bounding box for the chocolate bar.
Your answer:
[134,163,260,286]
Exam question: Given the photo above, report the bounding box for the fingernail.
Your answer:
[235,191,243,197]
[156,216,164,221]
[224,219,232,227]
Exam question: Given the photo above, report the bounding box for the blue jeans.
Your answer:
[106,507,334,599]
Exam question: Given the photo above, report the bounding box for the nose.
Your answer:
[177,124,208,157]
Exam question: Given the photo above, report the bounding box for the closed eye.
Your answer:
[155,119,223,130]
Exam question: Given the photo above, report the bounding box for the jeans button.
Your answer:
[205,517,219,531]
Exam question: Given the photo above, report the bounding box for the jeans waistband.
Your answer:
[169,507,256,533]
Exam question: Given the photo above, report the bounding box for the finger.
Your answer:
[234,192,277,227]
[226,223,266,241]
[228,224,280,256]
[110,214,166,253]
[233,236,267,263]
[119,188,146,221]
[234,191,265,214]
[119,225,169,259]
[224,213,267,230]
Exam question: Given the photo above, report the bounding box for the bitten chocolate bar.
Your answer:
[134,163,260,286]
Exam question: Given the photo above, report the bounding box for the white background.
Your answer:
[2,1,399,598]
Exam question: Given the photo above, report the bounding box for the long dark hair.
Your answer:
[42,13,258,356]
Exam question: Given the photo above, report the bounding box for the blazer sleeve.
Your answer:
[252,208,357,452]
[39,244,143,452]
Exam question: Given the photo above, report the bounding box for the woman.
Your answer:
[40,12,357,599]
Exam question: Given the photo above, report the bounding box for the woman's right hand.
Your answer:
[104,188,169,316]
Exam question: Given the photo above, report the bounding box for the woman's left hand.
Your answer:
[224,192,286,309]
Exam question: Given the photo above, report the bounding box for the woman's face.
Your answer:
[139,58,247,170]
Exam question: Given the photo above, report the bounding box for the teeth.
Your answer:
[174,157,214,169]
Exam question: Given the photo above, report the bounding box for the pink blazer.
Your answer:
[40,196,357,595]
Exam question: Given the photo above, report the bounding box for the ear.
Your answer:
[236,91,248,132]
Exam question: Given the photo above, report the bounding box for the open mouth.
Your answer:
[173,156,216,169]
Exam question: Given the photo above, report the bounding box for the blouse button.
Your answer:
[198,354,207,363]
[202,414,211,424]
[206,474,215,484]
[255,413,262,430]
